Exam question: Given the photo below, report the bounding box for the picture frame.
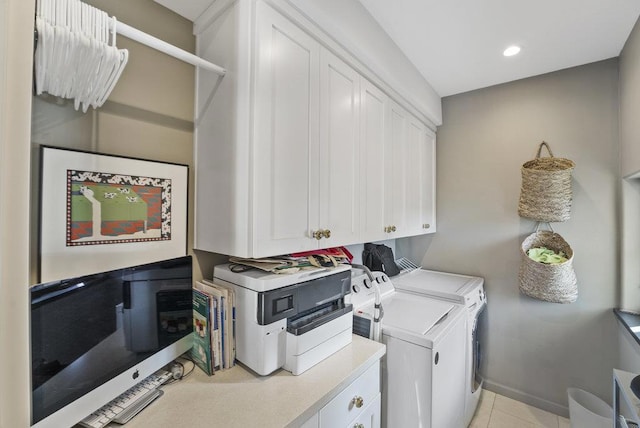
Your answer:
[39,146,189,282]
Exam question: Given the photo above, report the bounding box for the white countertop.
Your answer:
[122,335,386,428]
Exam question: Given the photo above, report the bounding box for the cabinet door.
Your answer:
[359,79,388,242]
[319,49,361,247]
[253,3,321,256]
[404,117,426,236]
[420,127,436,234]
[384,101,408,238]
[319,361,380,428]
[347,393,381,428]
[398,116,435,236]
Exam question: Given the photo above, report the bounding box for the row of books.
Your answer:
[191,279,236,375]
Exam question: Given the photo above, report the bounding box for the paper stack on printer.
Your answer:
[229,247,353,274]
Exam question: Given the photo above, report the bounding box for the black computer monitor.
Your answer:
[30,256,193,427]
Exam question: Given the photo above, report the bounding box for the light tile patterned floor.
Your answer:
[470,390,571,428]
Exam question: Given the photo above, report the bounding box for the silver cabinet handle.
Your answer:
[351,395,364,408]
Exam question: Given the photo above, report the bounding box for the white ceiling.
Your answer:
[358,0,640,97]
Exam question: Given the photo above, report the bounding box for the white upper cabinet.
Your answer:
[383,102,436,239]
[253,3,321,256]
[384,101,408,238]
[420,126,437,234]
[407,117,436,236]
[186,0,436,258]
[319,49,361,248]
[359,78,388,243]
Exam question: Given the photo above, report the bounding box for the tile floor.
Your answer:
[469,390,571,428]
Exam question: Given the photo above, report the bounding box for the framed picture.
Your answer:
[39,146,189,282]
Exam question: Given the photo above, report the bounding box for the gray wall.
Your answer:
[618,5,640,376]
[398,59,620,415]
[620,15,640,312]
[620,17,640,179]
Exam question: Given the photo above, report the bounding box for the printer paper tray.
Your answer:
[287,304,352,336]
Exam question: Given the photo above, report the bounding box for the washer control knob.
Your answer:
[352,284,360,293]
[363,278,371,289]
[380,274,388,282]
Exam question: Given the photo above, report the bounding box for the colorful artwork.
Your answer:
[67,170,171,246]
[40,146,188,283]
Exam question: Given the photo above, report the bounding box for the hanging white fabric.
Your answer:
[35,0,129,112]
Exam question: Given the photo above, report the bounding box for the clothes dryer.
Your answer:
[349,270,467,428]
[392,268,487,428]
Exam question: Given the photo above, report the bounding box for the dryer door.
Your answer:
[471,303,487,393]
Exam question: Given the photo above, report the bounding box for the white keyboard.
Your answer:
[79,370,172,428]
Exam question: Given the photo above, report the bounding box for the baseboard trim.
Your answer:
[483,379,570,418]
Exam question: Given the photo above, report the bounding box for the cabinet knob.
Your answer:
[322,229,331,239]
[354,424,365,428]
[351,395,364,409]
[312,230,323,240]
[384,226,389,233]
[391,225,396,232]
[423,223,430,229]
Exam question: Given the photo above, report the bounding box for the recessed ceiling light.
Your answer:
[503,45,521,57]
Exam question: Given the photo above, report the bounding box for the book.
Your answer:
[191,289,213,376]
[203,278,236,369]
[194,280,223,371]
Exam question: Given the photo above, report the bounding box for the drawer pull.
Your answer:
[351,395,364,409]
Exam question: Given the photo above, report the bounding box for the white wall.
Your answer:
[0,1,35,426]
[398,59,620,416]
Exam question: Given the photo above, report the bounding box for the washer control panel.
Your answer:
[348,270,395,308]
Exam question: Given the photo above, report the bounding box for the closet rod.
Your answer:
[116,21,226,76]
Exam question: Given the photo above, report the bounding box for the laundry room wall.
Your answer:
[29,0,227,285]
[397,58,620,415]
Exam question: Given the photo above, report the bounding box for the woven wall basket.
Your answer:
[519,229,577,303]
[518,141,575,222]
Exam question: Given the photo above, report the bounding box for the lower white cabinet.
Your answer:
[301,360,381,428]
[347,394,381,428]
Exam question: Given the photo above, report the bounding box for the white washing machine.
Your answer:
[392,268,487,428]
[349,270,467,428]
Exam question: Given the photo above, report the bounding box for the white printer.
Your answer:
[213,264,353,376]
